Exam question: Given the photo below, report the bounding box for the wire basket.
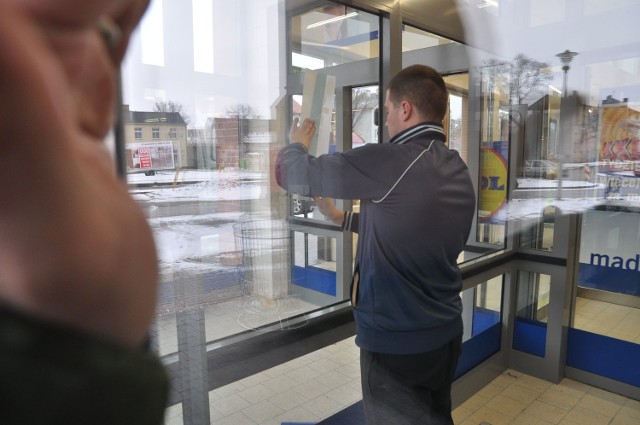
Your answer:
[233,218,293,301]
[233,217,308,330]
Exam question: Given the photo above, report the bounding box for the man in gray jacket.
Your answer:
[276,64,475,424]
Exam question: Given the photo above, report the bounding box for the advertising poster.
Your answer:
[597,104,640,199]
[125,141,175,172]
[598,103,640,163]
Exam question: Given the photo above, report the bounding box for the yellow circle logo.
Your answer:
[479,147,507,222]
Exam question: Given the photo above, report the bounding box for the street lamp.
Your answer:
[555,49,578,200]
[556,49,578,98]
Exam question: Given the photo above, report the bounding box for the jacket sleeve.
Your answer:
[275,142,390,201]
[0,303,168,425]
[342,211,359,234]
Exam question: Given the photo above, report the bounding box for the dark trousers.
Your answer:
[360,335,462,425]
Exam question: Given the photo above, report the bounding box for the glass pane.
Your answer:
[456,276,503,377]
[477,65,508,246]
[471,276,503,336]
[465,8,640,252]
[402,24,458,52]
[291,4,380,70]
[578,209,640,298]
[352,86,379,148]
[574,209,640,340]
[444,74,470,164]
[120,0,363,356]
[513,271,551,357]
[520,205,557,251]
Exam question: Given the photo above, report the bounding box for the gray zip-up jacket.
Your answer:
[276,122,475,354]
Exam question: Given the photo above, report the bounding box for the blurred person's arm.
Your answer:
[0,1,167,421]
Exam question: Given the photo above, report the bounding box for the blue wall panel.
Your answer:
[513,320,546,358]
[567,328,640,387]
[455,322,501,378]
[292,265,337,296]
[578,263,640,296]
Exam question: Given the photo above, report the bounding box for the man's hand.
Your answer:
[314,197,344,226]
[290,117,316,150]
[0,0,155,348]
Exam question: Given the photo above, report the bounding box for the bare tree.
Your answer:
[225,104,261,119]
[153,100,191,125]
[484,54,553,105]
[352,88,378,141]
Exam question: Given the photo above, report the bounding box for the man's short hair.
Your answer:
[387,65,448,122]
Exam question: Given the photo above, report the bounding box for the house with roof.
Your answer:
[121,105,189,172]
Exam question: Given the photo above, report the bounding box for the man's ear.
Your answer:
[400,100,413,121]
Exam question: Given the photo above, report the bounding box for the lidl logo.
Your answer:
[479,147,507,222]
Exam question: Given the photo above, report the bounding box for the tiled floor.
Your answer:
[164,336,361,425]
[453,369,640,425]
[161,297,640,425]
[574,297,640,344]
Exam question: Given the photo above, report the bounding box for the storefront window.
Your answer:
[122,5,379,416]
[291,4,379,71]
[116,0,640,421]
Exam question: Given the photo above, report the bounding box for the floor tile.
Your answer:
[523,400,568,424]
[269,388,311,411]
[301,395,344,418]
[487,394,528,418]
[538,388,581,411]
[562,405,611,425]
[577,392,622,418]
[241,400,285,424]
[466,406,514,425]
[501,382,541,405]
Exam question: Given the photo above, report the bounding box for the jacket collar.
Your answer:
[389,122,445,145]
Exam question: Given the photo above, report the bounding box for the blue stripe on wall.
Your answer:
[567,328,640,387]
[513,319,546,358]
[578,263,640,296]
[472,308,500,336]
[292,265,337,296]
[455,321,501,378]
[325,30,379,47]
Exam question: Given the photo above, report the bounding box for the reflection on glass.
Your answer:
[290,88,336,220]
[351,86,379,148]
[291,4,379,70]
[444,74,469,163]
[477,65,508,245]
[292,231,340,306]
[113,0,640,420]
[520,206,556,251]
[471,276,503,337]
[402,24,458,52]
[457,276,503,377]
[478,48,640,248]
[513,271,550,357]
[122,0,375,363]
[573,297,640,343]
